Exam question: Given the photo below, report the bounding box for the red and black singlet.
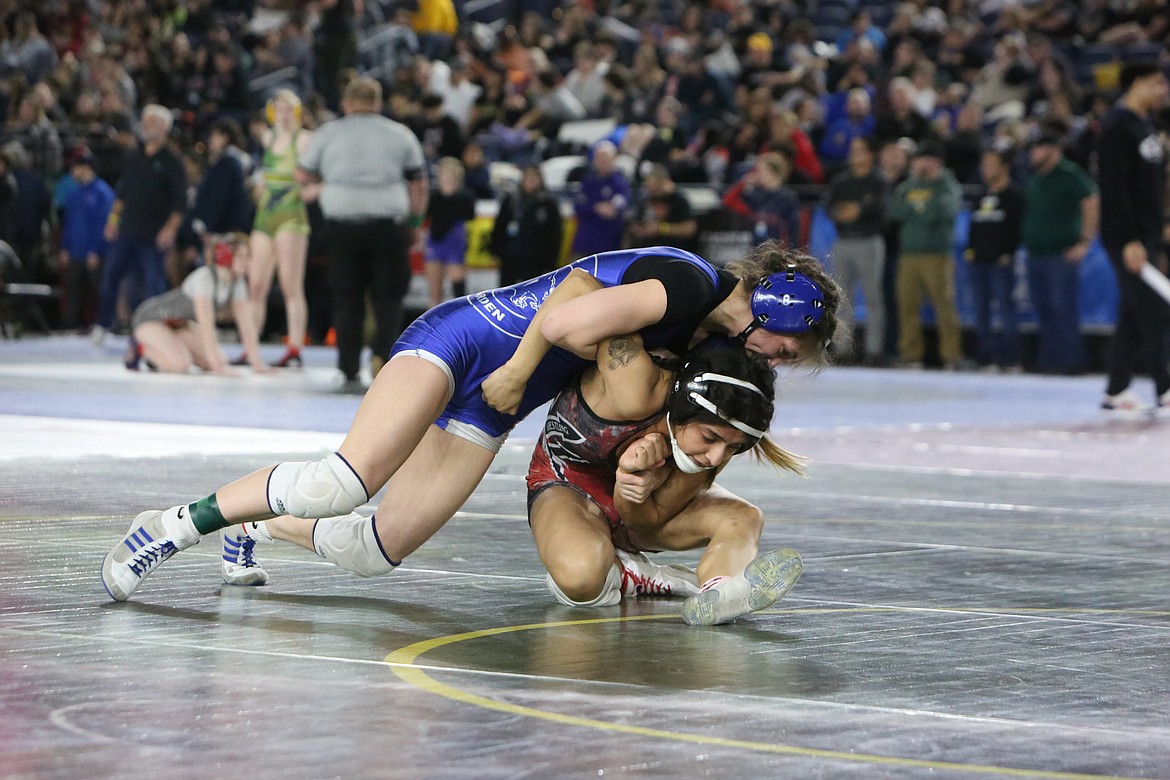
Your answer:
[526,381,662,525]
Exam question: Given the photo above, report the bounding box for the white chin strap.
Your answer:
[667,413,714,474]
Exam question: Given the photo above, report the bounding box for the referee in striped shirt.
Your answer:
[297,76,428,386]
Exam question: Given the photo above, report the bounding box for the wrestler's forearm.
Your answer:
[615,469,705,532]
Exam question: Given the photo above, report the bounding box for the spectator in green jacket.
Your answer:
[888,139,964,369]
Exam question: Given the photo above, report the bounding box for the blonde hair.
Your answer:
[436,156,465,182]
[266,89,303,126]
[697,435,804,486]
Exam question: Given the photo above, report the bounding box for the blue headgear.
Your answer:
[736,265,825,343]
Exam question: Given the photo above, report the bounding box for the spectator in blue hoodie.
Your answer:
[58,150,114,332]
[818,88,876,180]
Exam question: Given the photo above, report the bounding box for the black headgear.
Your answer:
[669,358,771,443]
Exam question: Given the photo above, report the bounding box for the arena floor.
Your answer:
[2,335,1169,779]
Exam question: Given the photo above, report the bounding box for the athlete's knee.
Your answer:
[548,565,604,604]
[278,274,303,299]
[706,498,765,545]
[249,274,271,299]
[728,503,765,542]
[546,564,621,608]
[312,512,399,577]
[543,541,614,602]
[267,452,369,519]
[547,549,622,603]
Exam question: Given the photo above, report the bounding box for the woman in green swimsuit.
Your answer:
[247,89,313,367]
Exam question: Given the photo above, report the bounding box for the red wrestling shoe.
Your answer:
[270,346,303,368]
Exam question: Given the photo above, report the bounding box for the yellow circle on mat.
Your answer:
[383,609,1149,780]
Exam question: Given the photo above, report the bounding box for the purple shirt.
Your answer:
[572,170,630,256]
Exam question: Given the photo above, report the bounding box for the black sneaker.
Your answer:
[123,337,142,371]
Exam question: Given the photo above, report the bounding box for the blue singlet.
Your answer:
[391,246,726,448]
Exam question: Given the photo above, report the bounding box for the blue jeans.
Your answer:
[97,234,167,330]
[967,260,1020,366]
[1026,253,1083,373]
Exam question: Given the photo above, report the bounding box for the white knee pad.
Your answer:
[312,512,398,578]
[268,452,368,519]
[545,564,622,608]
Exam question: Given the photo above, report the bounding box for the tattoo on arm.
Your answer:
[606,338,639,370]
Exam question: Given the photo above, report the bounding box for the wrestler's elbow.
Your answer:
[563,267,603,289]
[539,308,575,347]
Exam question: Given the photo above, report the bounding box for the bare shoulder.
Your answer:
[603,335,643,372]
[591,335,669,421]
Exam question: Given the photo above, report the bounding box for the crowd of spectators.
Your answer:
[0,0,1168,372]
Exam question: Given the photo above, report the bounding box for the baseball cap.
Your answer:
[914,138,945,160]
[747,33,773,53]
[69,147,95,167]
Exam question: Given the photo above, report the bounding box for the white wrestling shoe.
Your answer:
[101,508,200,601]
[1101,389,1153,418]
[221,526,270,586]
[616,549,700,598]
[681,548,803,626]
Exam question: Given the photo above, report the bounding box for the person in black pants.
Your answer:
[965,147,1024,372]
[325,216,413,381]
[94,104,186,343]
[298,77,428,389]
[1097,61,1170,414]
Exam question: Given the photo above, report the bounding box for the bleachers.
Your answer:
[489,161,523,190]
[539,155,587,191]
[17,0,1168,344]
[678,185,721,215]
[556,119,619,152]
[0,241,54,338]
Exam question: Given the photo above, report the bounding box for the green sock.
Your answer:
[188,494,229,535]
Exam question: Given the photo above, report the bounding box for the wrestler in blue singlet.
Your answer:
[391,246,736,449]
